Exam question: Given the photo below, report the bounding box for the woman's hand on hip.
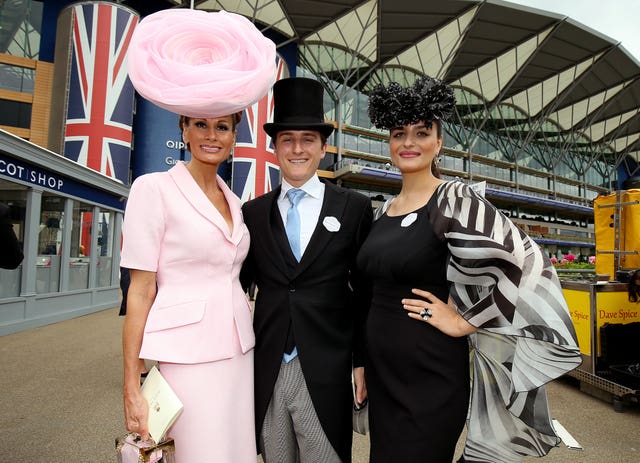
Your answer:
[402,288,477,337]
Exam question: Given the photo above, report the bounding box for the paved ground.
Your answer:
[1,308,639,462]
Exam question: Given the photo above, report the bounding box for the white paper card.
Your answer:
[323,216,341,232]
[141,366,184,443]
[401,213,417,227]
[552,419,583,450]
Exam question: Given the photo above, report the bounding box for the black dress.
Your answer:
[357,197,470,463]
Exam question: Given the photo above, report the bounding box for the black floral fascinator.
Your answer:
[367,76,456,130]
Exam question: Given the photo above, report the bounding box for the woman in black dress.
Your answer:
[357,77,581,462]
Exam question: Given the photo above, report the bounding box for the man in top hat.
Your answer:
[241,77,373,462]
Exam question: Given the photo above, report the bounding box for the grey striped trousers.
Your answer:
[259,356,342,463]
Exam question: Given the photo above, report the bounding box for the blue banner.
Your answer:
[0,152,124,210]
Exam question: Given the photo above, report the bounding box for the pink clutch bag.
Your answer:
[115,433,175,463]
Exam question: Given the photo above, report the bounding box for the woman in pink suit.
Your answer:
[121,113,256,462]
[120,9,276,462]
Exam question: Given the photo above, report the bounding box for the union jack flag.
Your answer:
[232,56,289,202]
[63,3,138,184]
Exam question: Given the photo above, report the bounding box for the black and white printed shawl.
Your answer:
[375,181,581,463]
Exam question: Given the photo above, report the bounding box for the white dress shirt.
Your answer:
[278,175,325,258]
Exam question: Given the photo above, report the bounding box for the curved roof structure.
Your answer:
[126,0,640,174]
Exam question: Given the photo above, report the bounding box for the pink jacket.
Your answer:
[120,162,254,363]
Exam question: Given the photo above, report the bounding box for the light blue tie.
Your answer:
[285,188,306,261]
[284,188,305,363]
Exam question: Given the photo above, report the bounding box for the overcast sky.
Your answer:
[505,0,640,61]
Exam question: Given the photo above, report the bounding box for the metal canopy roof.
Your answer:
[123,0,640,167]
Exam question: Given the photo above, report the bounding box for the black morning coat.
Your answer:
[241,179,373,461]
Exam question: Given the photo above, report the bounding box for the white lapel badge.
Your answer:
[323,216,341,232]
[401,213,418,228]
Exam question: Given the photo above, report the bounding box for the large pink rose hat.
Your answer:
[127,8,276,118]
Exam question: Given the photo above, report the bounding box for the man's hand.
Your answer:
[353,366,367,406]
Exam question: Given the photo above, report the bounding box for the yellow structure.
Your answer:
[594,190,640,277]
[562,281,640,398]
[564,284,640,358]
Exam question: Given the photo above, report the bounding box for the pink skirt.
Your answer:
[159,334,256,462]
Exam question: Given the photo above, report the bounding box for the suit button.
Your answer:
[289,284,295,292]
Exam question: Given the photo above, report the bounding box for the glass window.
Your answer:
[68,201,93,290]
[0,64,35,93]
[0,184,27,298]
[1,0,43,59]
[0,99,32,128]
[36,193,64,294]
[95,209,115,287]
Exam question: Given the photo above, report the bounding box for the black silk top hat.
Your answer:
[263,77,335,138]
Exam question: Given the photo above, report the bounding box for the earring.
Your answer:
[434,154,442,166]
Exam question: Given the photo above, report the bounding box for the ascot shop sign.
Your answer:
[0,152,125,210]
[0,157,64,190]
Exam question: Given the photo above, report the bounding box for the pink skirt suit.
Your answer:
[120,162,256,462]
